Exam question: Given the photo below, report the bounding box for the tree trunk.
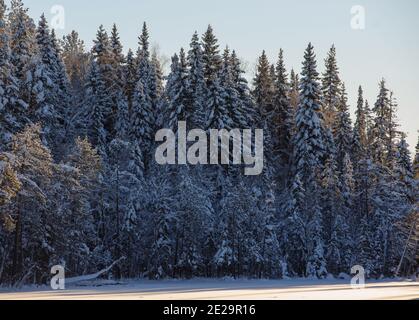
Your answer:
[13,204,23,281]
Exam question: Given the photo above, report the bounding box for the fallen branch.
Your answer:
[15,265,36,288]
[66,257,126,284]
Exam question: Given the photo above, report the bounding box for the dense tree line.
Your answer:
[0,0,417,284]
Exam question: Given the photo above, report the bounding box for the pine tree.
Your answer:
[205,71,227,130]
[371,79,391,166]
[124,48,137,108]
[289,69,299,113]
[272,49,293,168]
[334,83,353,172]
[321,154,342,274]
[364,100,374,149]
[230,50,255,128]
[61,30,90,93]
[110,24,124,71]
[253,50,274,120]
[146,167,176,279]
[414,135,419,180]
[0,150,21,232]
[107,115,136,278]
[65,137,102,276]
[187,32,206,128]
[386,91,399,169]
[6,124,54,282]
[23,14,65,150]
[84,60,108,156]
[151,50,164,100]
[8,0,35,84]
[218,46,240,130]
[322,45,341,130]
[352,86,367,163]
[0,1,28,148]
[166,49,190,130]
[50,29,70,112]
[202,25,221,84]
[171,167,213,278]
[92,25,118,140]
[291,43,327,278]
[128,22,156,175]
[201,27,228,130]
[395,133,414,201]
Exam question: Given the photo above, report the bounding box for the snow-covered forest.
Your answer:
[0,0,417,285]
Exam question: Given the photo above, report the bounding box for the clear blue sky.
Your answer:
[11,0,419,153]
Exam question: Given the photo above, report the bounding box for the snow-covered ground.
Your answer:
[0,278,418,300]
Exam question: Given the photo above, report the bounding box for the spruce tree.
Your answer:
[289,69,299,113]
[218,46,239,130]
[6,124,54,282]
[253,50,274,120]
[352,85,367,163]
[273,49,293,168]
[334,83,353,172]
[230,50,254,128]
[84,60,109,156]
[414,135,419,180]
[386,91,399,169]
[187,32,206,128]
[202,25,221,84]
[0,1,27,148]
[129,22,156,175]
[61,30,90,93]
[291,43,327,278]
[151,50,164,100]
[8,0,35,84]
[395,133,414,202]
[371,79,391,166]
[124,49,137,111]
[166,49,190,130]
[322,45,341,130]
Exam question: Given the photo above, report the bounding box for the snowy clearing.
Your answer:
[0,279,418,300]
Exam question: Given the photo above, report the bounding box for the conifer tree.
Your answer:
[414,135,419,180]
[386,91,399,169]
[371,79,391,166]
[84,60,109,156]
[8,0,35,84]
[291,43,327,278]
[253,50,274,120]
[61,30,90,93]
[202,25,221,84]
[129,22,156,175]
[322,45,341,130]
[334,83,353,172]
[124,49,136,111]
[218,46,240,130]
[289,69,299,113]
[166,49,190,130]
[0,151,21,230]
[395,133,414,201]
[187,32,206,128]
[151,50,164,100]
[6,124,54,281]
[230,50,254,128]
[272,49,293,168]
[0,1,28,147]
[352,86,367,163]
